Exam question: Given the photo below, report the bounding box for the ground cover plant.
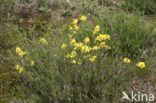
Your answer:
[0,0,156,103]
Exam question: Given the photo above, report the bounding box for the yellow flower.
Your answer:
[30,60,35,66]
[81,45,92,53]
[18,51,28,57]
[73,25,79,31]
[92,46,100,50]
[15,47,28,57]
[39,38,48,45]
[123,58,130,64]
[70,39,76,46]
[80,16,87,21]
[73,19,78,25]
[84,37,90,44]
[95,34,111,42]
[136,62,145,69]
[66,54,70,58]
[93,25,100,34]
[73,43,83,50]
[99,42,106,48]
[15,65,24,73]
[18,67,23,73]
[71,60,76,64]
[61,43,67,49]
[89,56,97,62]
[69,26,73,30]
[70,51,77,58]
[104,45,111,50]
[15,65,20,70]
[99,42,111,50]
[66,51,77,58]
[16,47,22,54]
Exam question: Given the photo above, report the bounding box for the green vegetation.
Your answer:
[0,0,156,103]
[118,0,156,15]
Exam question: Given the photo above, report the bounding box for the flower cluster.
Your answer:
[61,16,112,65]
[69,16,87,35]
[15,65,23,74]
[16,47,28,57]
[61,43,67,49]
[81,45,92,53]
[70,39,76,46]
[73,42,83,50]
[89,56,97,62]
[15,47,35,73]
[70,19,79,34]
[137,62,145,69]
[80,16,87,21]
[123,58,130,64]
[123,57,146,69]
[60,16,147,70]
[95,34,111,42]
[84,37,90,44]
[66,51,77,58]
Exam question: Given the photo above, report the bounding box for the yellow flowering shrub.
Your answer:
[63,16,112,65]
[12,14,153,103]
[63,16,147,67]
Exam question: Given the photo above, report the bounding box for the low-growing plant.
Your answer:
[1,2,155,102]
[12,15,151,103]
